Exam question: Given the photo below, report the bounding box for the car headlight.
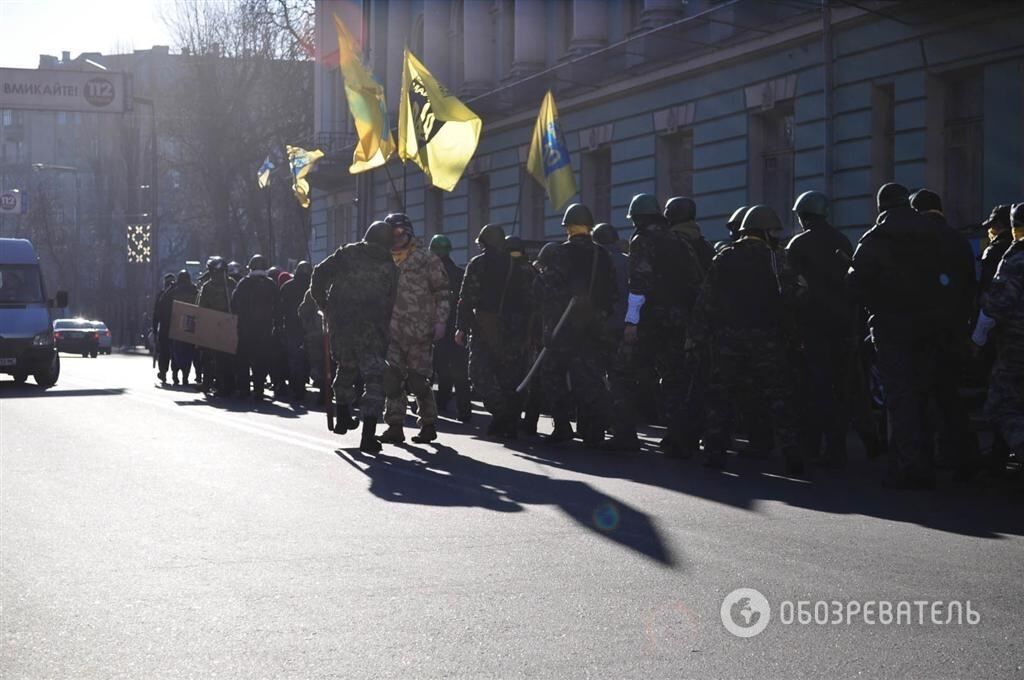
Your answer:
[32,331,54,347]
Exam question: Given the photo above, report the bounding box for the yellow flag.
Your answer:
[286,145,324,208]
[398,48,482,192]
[333,14,394,174]
[527,91,576,212]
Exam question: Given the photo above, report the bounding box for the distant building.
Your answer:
[308,0,1024,264]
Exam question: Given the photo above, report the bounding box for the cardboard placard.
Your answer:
[169,301,238,354]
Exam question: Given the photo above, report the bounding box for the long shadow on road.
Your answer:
[0,383,126,398]
[336,441,679,568]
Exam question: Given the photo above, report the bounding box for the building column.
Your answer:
[423,0,450,84]
[512,0,545,76]
[385,0,412,116]
[571,0,607,54]
[462,0,495,95]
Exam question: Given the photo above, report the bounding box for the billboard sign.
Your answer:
[0,68,129,113]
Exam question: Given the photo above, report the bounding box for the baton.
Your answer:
[516,297,577,394]
[323,315,334,432]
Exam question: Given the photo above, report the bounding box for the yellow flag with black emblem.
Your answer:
[286,145,324,208]
[398,48,482,192]
[527,91,576,211]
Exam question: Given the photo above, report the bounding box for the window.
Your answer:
[468,174,491,233]
[425,187,445,236]
[330,203,354,247]
[656,129,694,201]
[943,71,983,230]
[748,101,795,232]
[519,166,546,240]
[871,83,895,189]
[581,147,612,224]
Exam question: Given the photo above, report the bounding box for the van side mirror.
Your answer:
[53,291,68,308]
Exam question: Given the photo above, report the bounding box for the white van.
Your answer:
[0,238,67,387]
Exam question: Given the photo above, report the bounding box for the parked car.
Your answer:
[90,320,112,354]
[0,238,64,387]
[53,318,99,358]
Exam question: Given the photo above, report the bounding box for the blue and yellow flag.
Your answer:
[286,145,324,208]
[257,155,274,189]
[398,48,482,192]
[333,13,394,174]
[527,91,576,211]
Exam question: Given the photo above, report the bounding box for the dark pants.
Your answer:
[468,338,523,424]
[801,334,854,462]
[156,333,171,376]
[873,330,932,480]
[236,332,273,397]
[171,341,194,381]
[286,329,308,398]
[434,340,471,417]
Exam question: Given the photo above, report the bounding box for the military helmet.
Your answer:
[476,223,506,251]
[792,191,828,218]
[363,220,394,248]
[248,254,268,271]
[294,260,312,278]
[664,197,697,224]
[909,188,942,213]
[726,206,749,233]
[1012,203,1024,228]
[227,261,243,277]
[163,272,176,284]
[206,256,226,272]
[267,266,280,281]
[176,269,191,284]
[384,212,414,235]
[983,204,1012,230]
[626,193,661,220]
[876,183,910,212]
[429,234,452,257]
[562,203,595,229]
[537,242,558,268]
[738,204,783,234]
[592,222,618,246]
[505,236,525,255]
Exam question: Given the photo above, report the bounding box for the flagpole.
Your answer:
[510,180,523,237]
[402,163,408,212]
[266,185,275,264]
[381,161,405,213]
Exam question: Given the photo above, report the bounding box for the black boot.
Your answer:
[378,424,406,444]
[360,417,382,453]
[412,424,438,443]
[333,403,358,434]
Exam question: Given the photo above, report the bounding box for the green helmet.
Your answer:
[792,191,828,218]
[562,203,595,229]
[626,193,661,220]
[476,223,507,251]
[429,234,452,257]
[738,204,782,234]
[664,197,697,224]
[592,223,618,246]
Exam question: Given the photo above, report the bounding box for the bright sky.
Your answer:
[0,0,177,69]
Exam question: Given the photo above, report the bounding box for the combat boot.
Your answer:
[412,424,438,443]
[333,403,359,434]
[601,426,641,452]
[359,417,382,453]
[378,424,406,444]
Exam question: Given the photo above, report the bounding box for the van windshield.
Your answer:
[0,264,44,304]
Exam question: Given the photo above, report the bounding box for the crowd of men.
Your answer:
[151,185,1024,489]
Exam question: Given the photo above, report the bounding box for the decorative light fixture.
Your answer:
[127,223,152,263]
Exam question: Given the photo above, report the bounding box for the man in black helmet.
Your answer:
[231,254,281,401]
[456,224,533,439]
[691,204,806,475]
[153,272,176,383]
[786,190,856,466]
[310,221,398,452]
[280,260,313,401]
[715,206,749,253]
[848,183,948,488]
[534,204,617,446]
[197,256,235,396]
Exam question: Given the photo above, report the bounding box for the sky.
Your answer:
[0,0,177,69]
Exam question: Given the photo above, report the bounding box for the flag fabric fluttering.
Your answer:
[286,145,324,208]
[257,155,275,189]
[527,91,576,212]
[333,13,394,174]
[398,48,482,192]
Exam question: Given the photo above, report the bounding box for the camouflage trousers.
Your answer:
[332,332,387,419]
[468,337,524,421]
[384,337,438,427]
[985,368,1024,451]
[543,341,611,424]
[704,331,803,460]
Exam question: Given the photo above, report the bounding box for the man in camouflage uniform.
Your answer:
[377,213,450,445]
[690,204,806,475]
[430,234,472,422]
[456,224,533,439]
[310,221,398,453]
[196,256,235,396]
[536,204,617,446]
[975,203,1024,462]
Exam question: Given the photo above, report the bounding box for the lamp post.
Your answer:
[31,162,80,303]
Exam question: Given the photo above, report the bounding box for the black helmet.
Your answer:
[738,204,782,234]
[626,193,661,220]
[726,206,749,233]
[562,203,595,229]
[876,183,910,212]
[384,212,414,236]
[505,235,525,256]
[983,204,1012,231]
[248,254,268,271]
[592,222,618,245]
[163,272,176,284]
[227,261,243,277]
[206,256,226,272]
[537,242,558,268]
[1012,203,1024,228]
[910,188,942,213]
[176,269,191,284]
[363,220,394,248]
[664,197,697,224]
[294,260,312,279]
[476,223,506,251]
[792,191,828,218]
[267,266,280,282]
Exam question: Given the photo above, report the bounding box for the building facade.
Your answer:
[309,0,1024,264]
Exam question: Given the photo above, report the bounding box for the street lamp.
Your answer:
[32,162,81,302]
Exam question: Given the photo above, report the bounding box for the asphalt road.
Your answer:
[2,353,1022,679]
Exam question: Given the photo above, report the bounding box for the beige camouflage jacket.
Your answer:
[389,241,450,346]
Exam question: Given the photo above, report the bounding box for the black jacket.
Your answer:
[786,221,855,338]
[231,272,280,337]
